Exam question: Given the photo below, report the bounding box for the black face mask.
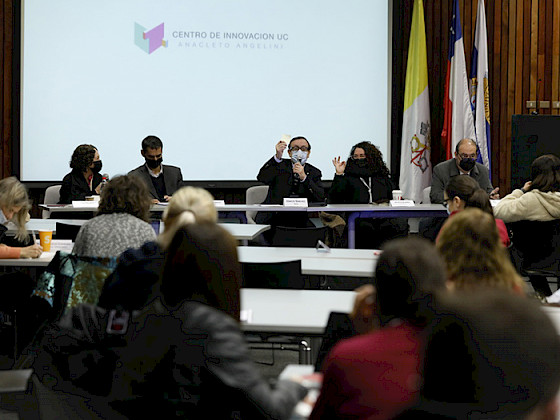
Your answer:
[346,158,372,177]
[92,160,102,173]
[145,157,163,169]
[458,158,476,172]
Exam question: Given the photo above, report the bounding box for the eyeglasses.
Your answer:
[459,153,477,159]
[442,198,450,206]
[289,146,309,152]
[351,154,366,160]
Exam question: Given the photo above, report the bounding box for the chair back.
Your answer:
[43,185,62,219]
[242,260,304,289]
[272,225,327,248]
[508,219,560,274]
[422,186,431,204]
[246,185,269,224]
[55,222,82,241]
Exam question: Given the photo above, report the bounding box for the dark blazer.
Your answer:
[328,173,393,204]
[59,169,102,204]
[128,164,183,200]
[257,157,324,204]
[430,158,493,204]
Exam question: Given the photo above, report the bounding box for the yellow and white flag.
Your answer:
[399,0,431,204]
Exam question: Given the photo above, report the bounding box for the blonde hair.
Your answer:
[436,208,524,292]
[158,187,217,249]
[0,177,31,241]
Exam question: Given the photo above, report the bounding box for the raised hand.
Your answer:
[332,156,346,175]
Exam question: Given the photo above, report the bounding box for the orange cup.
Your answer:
[39,230,53,252]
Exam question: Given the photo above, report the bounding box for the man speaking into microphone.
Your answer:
[255,136,324,232]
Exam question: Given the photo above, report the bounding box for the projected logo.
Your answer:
[135,22,167,54]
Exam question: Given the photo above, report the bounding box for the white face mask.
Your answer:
[446,203,451,215]
[291,150,308,165]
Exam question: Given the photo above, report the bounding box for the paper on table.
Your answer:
[72,201,99,208]
[36,239,74,254]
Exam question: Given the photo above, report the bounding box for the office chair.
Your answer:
[42,185,62,219]
[245,185,269,224]
[508,219,560,296]
[271,225,327,248]
[242,260,304,289]
[55,223,82,241]
[241,260,310,364]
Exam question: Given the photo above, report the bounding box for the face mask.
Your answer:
[290,150,308,166]
[146,157,163,169]
[92,160,102,173]
[346,158,371,177]
[458,158,476,172]
[446,203,451,215]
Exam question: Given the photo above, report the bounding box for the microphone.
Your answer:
[290,156,301,181]
[102,173,110,182]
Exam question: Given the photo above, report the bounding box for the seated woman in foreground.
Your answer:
[494,153,560,223]
[439,175,510,246]
[98,186,218,310]
[0,176,42,259]
[33,223,307,419]
[59,144,103,204]
[310,237,447,420]
[72,175,156,258]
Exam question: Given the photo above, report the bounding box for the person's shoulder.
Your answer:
[128,165,147,176]
[162,164,181,171]
[306,163,322,176]
[433,158,454,171]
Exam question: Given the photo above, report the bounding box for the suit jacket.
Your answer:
[59,169,102,204]
[128,164,183,200]
[430,159,493,204]
[257,157,324,204]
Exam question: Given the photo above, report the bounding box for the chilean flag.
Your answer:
[441,0,476,159]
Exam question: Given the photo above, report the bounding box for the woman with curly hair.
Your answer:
[72,175,156,258]
[329,141,407,248]
[59,144,103,204]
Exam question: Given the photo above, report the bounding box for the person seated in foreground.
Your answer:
[436,208,524,293]
[0,176,42,258]
[32,223,307,419]
[128,135,183,203]
[329,141,408,248]
[395,291,560,419]
[255,136,324,231]
[430,138,498,204]
[59,144,103,204]
[72,175,156,258]
[98,186,218,310]
[494,153,560,223]
[310,237,447,420]
[422,175,510,246]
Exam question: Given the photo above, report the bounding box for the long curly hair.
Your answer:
[350,141,390,177]
[436,208,524,292]
[98,175,151,221]
[69,144,97,173]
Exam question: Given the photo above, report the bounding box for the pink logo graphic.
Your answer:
[135,22,167,54]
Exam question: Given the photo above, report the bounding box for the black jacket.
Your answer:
[257,157,324,204]
[128,164,183,201]
[328,173,393,204]
[59,169,102,204]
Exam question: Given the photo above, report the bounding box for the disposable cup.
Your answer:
[392,190,403,200]
[39,230,53,252]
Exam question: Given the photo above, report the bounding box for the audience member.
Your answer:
[395,291,560,419]
[98,186,218,310]
[430,138,498,204]
[310,237,447,420]
[422,176,510,246]
[494,153,560,223]
[59,144,103,204]
[128,135,183,203]
[33,224,307,419]
[72,175,156,258]
[329,141,407,248]
[255,136,324,231]
[0,177,42,258]
[436,208,524,292]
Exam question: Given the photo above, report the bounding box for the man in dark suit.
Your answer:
[255,136,324,228]
[128,136,183,203]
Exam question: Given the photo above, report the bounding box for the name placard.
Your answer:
[283,198,308,207]
[213,200,226,206]
[389,199,415,207]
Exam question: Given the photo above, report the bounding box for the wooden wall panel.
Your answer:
[1,0,560,196]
